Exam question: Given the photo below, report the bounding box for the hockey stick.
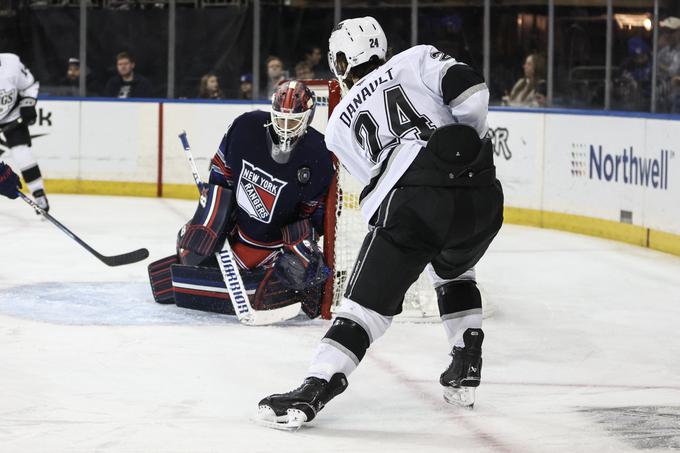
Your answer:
[18,192,149,266]
[177,131,301,326]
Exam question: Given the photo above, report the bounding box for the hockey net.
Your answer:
[301,79,439,320]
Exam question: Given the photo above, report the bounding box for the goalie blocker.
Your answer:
[148,183,329,319]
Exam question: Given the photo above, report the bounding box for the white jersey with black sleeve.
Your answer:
[0,53,40,125]
[324,44,489,222]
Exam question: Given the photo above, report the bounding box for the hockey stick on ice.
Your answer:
[18,192,149,266]
[178,131,300,326]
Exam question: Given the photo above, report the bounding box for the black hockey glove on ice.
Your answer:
[0,162,21,199]
[19,98,37,125]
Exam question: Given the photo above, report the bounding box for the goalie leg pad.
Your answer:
[148,255,180,304]
[172,264,237,314]
[170,264,305,316]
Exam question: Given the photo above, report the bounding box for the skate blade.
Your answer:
[443,386,476,408]
[253,406,307,431]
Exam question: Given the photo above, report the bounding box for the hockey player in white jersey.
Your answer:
[257,17,503,428]
[0,53,48,212]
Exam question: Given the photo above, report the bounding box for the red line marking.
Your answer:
[371,354,521,453]
[157,102,164,198]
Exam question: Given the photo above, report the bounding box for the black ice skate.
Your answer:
[256,373,348,430]
[33,189,49,214]
[440,328,484,408]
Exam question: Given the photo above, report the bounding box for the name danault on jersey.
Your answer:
[338,68,395,128]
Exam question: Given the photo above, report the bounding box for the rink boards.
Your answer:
[4,97,679,255]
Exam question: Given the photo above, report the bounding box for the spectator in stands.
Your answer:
[198,73,224,99]
[295,61,314,80]
[618,37,652,110]
[301,45,324,78]
[502,53,546,107]
[671,30,680,113]
[104,52,153,99]
[533,80,547,107]
[239,73,253,100]
[58,57,80,97]
[265,55,286,98]
[657,24,680,112]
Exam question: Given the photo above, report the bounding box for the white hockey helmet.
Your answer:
[328,16,387,91]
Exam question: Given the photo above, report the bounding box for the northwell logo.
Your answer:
[571,143,674,190]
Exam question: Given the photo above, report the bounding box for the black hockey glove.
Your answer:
[274,219,330,292]
[18,98,37,125]
[0,162,21,199]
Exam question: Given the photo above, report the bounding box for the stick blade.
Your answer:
[99,248,150,267]
[242,303,302,326]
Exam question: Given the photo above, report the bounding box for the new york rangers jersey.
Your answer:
[325,45,489,221]
[0,53,39,124]
[209,110,334,251]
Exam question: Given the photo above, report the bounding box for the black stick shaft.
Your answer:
[18,192,148,266]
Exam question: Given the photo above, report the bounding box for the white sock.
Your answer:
[11,144,44,194]
[442,312,483,348]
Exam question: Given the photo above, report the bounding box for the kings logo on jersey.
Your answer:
[0,88,17,116]
[236,160,288,224]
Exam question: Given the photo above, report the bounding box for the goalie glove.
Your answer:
[274,219,330,292]
[0,162,21,199]
[177,183,234,258]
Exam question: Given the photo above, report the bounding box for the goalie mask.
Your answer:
[328,16,387,93]
[269,81,316,162]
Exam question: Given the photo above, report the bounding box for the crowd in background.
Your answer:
[47,45,330,101]
[4,3,680,114]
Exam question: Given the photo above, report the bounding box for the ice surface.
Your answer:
[1,194,679,452]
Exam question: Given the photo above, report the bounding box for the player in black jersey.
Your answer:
[257,17,503,428]
[148,81,335,320]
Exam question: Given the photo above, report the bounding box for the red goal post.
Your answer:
[296,79,342,319]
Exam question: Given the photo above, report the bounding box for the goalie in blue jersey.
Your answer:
[148,81,335,319]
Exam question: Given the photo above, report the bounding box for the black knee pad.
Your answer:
[21,165,42,184]
[436,280,482,317]
[323,317,371,362]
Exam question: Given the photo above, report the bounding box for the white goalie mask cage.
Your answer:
[270,81,316,153]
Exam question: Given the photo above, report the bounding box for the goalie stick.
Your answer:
[177,131,301,326]
[19,192,149,266]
